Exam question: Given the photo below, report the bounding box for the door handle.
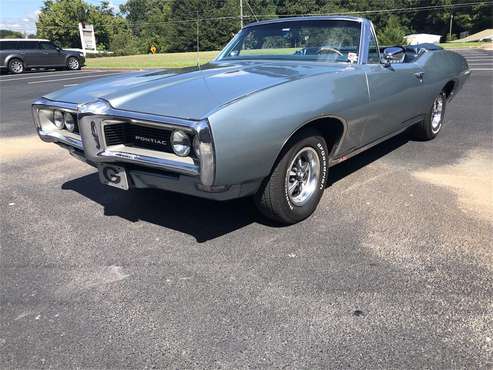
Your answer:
[414,72,424,83]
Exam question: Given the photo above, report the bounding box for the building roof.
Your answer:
[405,34,441,38]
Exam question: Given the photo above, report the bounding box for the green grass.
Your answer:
[86,42,492,69]
[86,50,220,69]
[85,48,306,69]
[440,41,493,49]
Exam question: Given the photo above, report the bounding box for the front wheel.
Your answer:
[414,92,447,140]
[255,129,329,225]
[66,57,81,70]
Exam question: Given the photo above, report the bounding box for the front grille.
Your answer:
[103,122,175,153]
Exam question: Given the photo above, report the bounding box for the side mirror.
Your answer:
[382,47,405,66]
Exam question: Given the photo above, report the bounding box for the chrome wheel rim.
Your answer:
[68,58,79,70]
[10,60,23,73]
[431,95,444,133]
[285,147,320,206]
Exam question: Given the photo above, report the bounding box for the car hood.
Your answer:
[44,61,350,120]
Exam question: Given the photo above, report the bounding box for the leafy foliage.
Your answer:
[36,0,492,54]
[377,16,409,46]
[0,29,24,38]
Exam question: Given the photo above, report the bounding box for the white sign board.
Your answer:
[79,23,97,55]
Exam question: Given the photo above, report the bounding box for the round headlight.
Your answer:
[171,130,191,157]
[64,112,75,132]
[53,110,64,129]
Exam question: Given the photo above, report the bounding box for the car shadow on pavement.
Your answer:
[62,131,410,242]
[62,175,260,242]
[327,131,409,186]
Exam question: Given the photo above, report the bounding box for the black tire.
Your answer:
[255,129,329,225]
[8,58,24,74]
[414,91,447,140]
[66,57,81,70]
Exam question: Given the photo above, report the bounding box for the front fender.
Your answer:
[208,68,369,186]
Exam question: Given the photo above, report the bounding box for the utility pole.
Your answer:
[240,0,244,29]
[196,10,200,69]
[449,14,454,41]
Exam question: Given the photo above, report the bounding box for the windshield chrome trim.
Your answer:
[216,17,366,65]
[244,16,366,28]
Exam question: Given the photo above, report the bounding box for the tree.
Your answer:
[37,0,89,47]
[36,0,124,49]
[377,15,408,46]
[0,29,24,38]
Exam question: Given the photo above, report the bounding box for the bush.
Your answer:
[378,16,409,46]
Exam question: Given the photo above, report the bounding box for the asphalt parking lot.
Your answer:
[1,50,492,368]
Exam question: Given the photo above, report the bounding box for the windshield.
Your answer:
[217,19,362,63]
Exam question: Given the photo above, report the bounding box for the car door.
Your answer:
[363,62,426,142]
[0,41,10,67]
[38,41,65,67]
[360,27,427,144]
[17,41,41,67]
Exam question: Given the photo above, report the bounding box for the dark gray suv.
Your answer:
[0,39,85,74]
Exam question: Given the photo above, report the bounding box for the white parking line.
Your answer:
[0,69,98,79]
[0,70,120,82]
[466,58,493,61]
[27,73,120,84]
[64,84,79,87]
[470,68,493,71]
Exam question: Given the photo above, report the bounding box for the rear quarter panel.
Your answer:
[208,67,370,186]
[417,50,469,104]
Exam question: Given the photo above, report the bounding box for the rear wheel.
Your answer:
[414,91,447,140]
[67,57,80,70]
[255,129,329,225]
[8,58,24,74]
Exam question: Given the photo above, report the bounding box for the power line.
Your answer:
[245,0,259,22]
[34,1,493,30]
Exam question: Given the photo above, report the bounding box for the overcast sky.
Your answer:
[0,0,126,35]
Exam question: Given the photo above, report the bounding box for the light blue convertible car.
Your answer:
[33,16,470,224]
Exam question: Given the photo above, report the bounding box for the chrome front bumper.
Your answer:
[37,128,200,177]
[32,97,214,183]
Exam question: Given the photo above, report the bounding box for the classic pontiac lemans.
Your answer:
[33,16,470,224]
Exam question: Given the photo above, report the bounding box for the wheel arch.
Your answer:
[442,80,456,100]
[65,54,80,66]
[279,115,347,160]
[5,54,24,66]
